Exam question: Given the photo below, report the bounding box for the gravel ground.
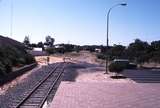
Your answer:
[62,62,134,83]
[0,63,57,108]
[62,62,102,81]
[62,51,133,83]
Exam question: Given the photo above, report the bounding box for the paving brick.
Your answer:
[50,82,160,108]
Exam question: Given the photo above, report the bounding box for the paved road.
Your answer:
[123,69,160,83]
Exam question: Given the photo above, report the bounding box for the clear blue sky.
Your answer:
[0,0,160,46]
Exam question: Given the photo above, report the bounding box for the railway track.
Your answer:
[12,62,66,108]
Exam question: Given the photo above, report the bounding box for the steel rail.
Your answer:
[38,63,66,108]
[15,63,60,108]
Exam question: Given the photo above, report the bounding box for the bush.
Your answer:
[63,44,74,52]
[18,58,26,65]
[3,58,12,73]
[75,46,80,53]
[109,62,125,75]
[0,62,6,76]
[0,50,12,74]
[0,45,36,76]
[96,53,106,60]
[45,47,55,54]
[24,54,36,64]
[3,46,20,66]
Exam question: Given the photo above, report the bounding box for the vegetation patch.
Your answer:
[96,39,160,67]
[109,62,125,78]
[0,45,35,76]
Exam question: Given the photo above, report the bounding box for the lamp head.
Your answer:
[120,3,127,6]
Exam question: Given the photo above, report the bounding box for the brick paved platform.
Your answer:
[50,82,160,108]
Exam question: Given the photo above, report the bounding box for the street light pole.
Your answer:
[105,3,127,74]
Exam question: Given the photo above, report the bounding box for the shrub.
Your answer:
[109,62,125,76]
[18,58,26,65]
[0,62,6,76]
[0,45,36,76]
[2,46,23,66]
[2,58,12,73]
[63,44,74,52]
[24,53,36,64]
[96,53,106,60]
[0,55,12,74]
[75,46,80,53]
[45,47,55,54]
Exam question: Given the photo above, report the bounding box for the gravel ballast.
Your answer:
[0,64,57,108]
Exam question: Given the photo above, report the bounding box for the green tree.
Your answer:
[45,36,55,47]
[0,45,36,76]
[127,39,150,64]
[108,45,126,60]
[151,40,160,51]
[23,36,30,45]
[150,40,160,63]
[37,42,44,50]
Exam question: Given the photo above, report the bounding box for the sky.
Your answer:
[0,0,160,46]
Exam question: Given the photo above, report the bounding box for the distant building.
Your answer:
[33,48,43,51]
[28,48,47,56]
[95,48,101,53]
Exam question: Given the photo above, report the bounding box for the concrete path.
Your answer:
[50,82,160,108]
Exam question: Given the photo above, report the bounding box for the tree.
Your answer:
[37,41,43,47]
[108,45,126,60]
[63,44,75,52]
[150,40,160,63]
[30,43,37,48]
[45,36,55,47]
[151,40,160,51]
[37,42,44,51]
[23,36,30,46]
[75,45,80,53]
[100,45,106,53]
[127,39,150,64]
